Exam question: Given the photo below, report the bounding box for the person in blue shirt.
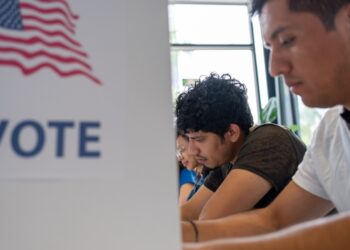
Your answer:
[178,165,196,205]
[177,131,204,204]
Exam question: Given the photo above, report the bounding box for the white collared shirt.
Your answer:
[293,106,350,211]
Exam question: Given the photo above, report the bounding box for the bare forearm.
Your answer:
[181,203,199,221]
[182,208,278,242]
[181,187,214,221]
[182,182,334,243]
[183,212,350,250]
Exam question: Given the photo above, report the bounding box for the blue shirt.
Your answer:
[179,168,196,187]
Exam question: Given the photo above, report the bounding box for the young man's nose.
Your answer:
[188,140,199,155]
[269,49,292,77]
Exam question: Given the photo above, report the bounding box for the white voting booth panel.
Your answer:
[0,0,180,249]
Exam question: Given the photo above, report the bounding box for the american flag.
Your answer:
[0,0,101,84]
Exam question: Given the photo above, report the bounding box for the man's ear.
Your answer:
[334,4,350,42]
[342,3,350,26]
[226,124,241,143]
[345,4,350,18]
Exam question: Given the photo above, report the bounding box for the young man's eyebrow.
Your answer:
[265,26,290,47]
[187,135,203,140]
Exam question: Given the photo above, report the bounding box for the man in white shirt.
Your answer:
[182,0,350,249]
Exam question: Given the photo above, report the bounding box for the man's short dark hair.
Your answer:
[175,73,253,137]
[250,0,350,30]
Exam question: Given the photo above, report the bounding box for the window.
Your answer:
[169,1,321,144]
[297,98,327,145]
[168,2,268,123]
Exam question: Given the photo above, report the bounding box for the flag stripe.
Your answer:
[23,24,81,47]
[20,2,76,29]
[0,58,101,84]
[0,34,88,57]
[22,14,75,34]
[37,0,79,20]
[0,46,92,70]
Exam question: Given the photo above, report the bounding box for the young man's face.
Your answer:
[261,0,350,109]
[186,130,236,168]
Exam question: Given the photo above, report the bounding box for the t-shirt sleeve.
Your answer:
[179,169,196,187]
[204,163,230,192]
[234,125,306,192]
[292,131,330,201]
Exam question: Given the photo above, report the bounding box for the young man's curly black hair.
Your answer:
[175,73,253,137]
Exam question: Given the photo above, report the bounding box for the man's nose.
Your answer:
[268,49,292,77]
[188,140,198,155]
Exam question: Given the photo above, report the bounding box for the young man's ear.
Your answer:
[226,124,241,143]
[342,3,350,27]
[335,3,350,45]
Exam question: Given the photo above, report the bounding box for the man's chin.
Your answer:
[301,96,337,109]
[204,163,218,169]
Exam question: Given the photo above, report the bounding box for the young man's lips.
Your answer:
[286,80,299,86]
[287,81,302,92]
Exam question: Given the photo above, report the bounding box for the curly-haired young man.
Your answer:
[176,73,306,221]
[182,0,350,249]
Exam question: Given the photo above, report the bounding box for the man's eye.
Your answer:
[281,37,295,47]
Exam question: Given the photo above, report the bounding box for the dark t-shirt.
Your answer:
[204,124,306,208]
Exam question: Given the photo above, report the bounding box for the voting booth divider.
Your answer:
[0,0,180,249]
